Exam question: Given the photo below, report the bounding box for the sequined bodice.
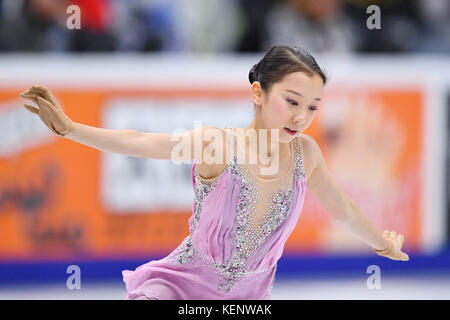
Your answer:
[223,131,297,254]
[167,128,306,294]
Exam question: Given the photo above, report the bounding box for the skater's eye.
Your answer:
[286,98,298,106]
[309,106,318,111]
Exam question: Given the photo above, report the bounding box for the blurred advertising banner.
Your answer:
[296,87,423,254]
[0,56,447,261]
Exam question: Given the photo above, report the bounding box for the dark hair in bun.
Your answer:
[248,63,260,84]
[248,45,328,93]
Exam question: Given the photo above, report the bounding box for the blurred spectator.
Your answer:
[247,0,361,55]
[0,0,448,54]
[414,0,450,53]
[237,0,449,54]
[0,0,70,51]
[0,0,117,52]
[111,0,243,52]
[234,0,276,52]
[345,0,425,53]
[172,0,243,52]
[109,0,178,52]
[66,0,117,51]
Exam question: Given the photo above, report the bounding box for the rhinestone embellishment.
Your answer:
[293,137,306,179]
[171,136,306,294]
[214,155,295,292]
[173,169,218,264]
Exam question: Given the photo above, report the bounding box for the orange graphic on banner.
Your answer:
[0,87,424,261]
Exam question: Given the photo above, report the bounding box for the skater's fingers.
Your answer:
[20,92,40,104]
[19,89,30,97]
[37,96,51,105]
[30,85,56,103]
[30,86,50,98]
[20,91,41,98]
[36,100,60,135]
[24,103,39,115]
[37,98,53,115]
[383,230,390,237]
[397,234,405,247]
[37,96,55,111]
[400,252,409,261]
[390,231,397,238]
[31,85,49,94]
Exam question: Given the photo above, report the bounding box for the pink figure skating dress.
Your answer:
[122,128,307,299]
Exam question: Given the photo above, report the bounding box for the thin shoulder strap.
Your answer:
[223,127,237,166]
[293,136,306,179]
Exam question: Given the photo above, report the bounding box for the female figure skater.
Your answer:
[20,45,409,300]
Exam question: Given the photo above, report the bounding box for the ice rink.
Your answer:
[1,273,449,300]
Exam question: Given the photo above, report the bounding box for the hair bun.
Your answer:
[248,63,259,84]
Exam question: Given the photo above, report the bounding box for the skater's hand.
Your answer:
[372,230,409,261]
[19,85,74,137]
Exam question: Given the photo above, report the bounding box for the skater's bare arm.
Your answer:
[302,134,389,250]
[64,123,176,159]
[66,124,221,160]
[19,85,224,160]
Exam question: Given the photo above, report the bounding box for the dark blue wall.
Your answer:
[1,245,449,286]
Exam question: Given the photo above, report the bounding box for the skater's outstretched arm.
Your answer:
[302,134,409,261]
[19,85,218,161]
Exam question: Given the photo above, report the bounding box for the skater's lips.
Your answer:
[284,127,298,136]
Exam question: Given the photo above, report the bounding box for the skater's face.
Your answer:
[252,71,324,143]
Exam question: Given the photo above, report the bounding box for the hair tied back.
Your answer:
[249,63,259,84]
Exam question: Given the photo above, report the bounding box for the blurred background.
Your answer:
[0,0,449,299]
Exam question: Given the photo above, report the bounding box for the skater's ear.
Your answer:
[251,81,265,108]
